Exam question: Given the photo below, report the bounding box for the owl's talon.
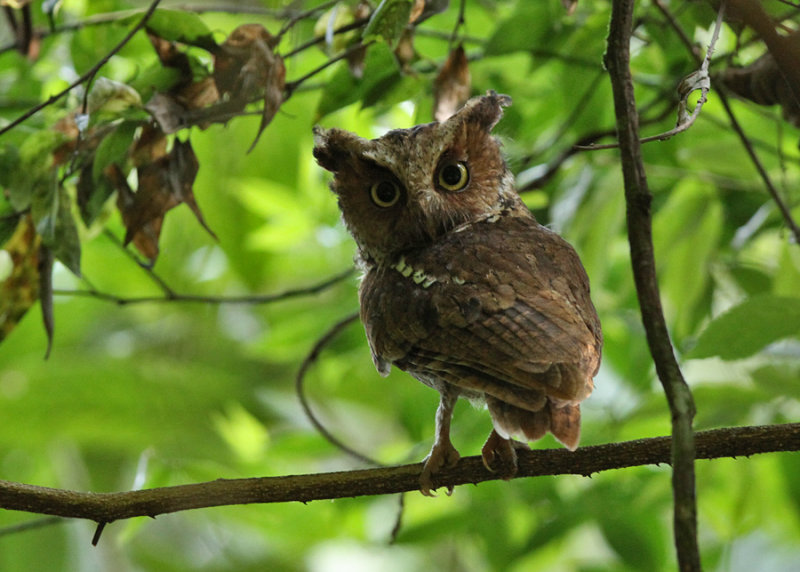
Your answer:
[419,441,460,496]
[481,430,524,479]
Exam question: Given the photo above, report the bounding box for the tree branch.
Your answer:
[0,0,162,137]
[0,424,796,524]
[604,2,701,570]
[53,268,355,306]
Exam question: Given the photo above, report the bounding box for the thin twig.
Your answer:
[717,90,800,244]
[285,40,376,97]
[0,424,796,523]
[652,0,800,244]
[0,516,63,537]
[0,0,162,137]
[277,0,339,40]
[604,1,701,570]
[54,268,355,306]
[579,5,725,151]
[295,312,381,466]
[282,18,370,59]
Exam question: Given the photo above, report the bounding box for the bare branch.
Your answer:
[53,268,355,306]
[604,1,701,569]
[0,424,796,523]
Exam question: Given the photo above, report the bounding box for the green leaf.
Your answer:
[142,9,217,51]
[315,44,400,119]
[484,3,554,56]
[30,175,81,276]
[599,509,666,570]
[0,213,21,246]
[362,0,412,45]
[5,131,68,212]
[93,121,138,184]
[688,295,800,360]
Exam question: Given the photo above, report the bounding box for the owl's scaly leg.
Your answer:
[481,430,528,479]
[419,390,460,496]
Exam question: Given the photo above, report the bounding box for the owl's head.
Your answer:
[313,92,526,263]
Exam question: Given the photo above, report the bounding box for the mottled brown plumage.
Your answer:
[313,92,601,494]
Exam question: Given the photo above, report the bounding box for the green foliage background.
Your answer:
[1,1,799,570]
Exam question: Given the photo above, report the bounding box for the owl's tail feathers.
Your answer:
[548,403,581,451]
[488,396,582,451]
[517,402,580,450]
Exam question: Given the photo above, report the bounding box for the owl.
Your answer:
[313,92,602,495]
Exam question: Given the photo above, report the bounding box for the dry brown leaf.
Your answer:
[433,45,471,122]
[214,24,281,102]
[212,24,286,149]
[112,136,215,262]
[409,0,425,23]
[717,32,800,127]
[394,27,416,71]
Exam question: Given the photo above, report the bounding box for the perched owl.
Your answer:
[313,92,602,495]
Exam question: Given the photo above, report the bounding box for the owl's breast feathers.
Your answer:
[359,213,602,421]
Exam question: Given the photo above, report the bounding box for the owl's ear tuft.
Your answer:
[312,126,363,173]
[453,91,512,132]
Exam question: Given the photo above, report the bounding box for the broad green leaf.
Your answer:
[751,363,800,400]
[598,507,667,570]
[688,295,800,360]
[93,120,138,184]
[6,130,68,212]
[0,212,20,246]
[30,176,81,276]
[484,3,554,56]
[142,9,217,50]
[362,0,412,45]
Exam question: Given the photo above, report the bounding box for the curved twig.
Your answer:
[295,311,381,466]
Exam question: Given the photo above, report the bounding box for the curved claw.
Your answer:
[481,430,526,479]
[419,440,460,496]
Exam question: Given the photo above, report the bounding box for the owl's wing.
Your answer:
[360,215,601,411]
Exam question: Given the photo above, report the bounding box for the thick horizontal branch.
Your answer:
[0,424,797,524]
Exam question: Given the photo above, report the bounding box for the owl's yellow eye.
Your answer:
[437,161,469,191]
[370,180,400,207]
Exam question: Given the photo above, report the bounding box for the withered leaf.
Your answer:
[433,45,471,122]
[38,244,53,359]
[114,137,215,263]
[393,27,416,71]
[212,24,286,149]
[717,32,800,128]
[0,215,41,345]
[214,24,280,102]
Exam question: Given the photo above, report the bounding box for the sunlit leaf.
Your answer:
[363,0,413,45]
[688,295,800,360]
[143,9,217,51]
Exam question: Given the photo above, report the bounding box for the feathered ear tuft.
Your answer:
[312,126,365,173]
[448,90,512,133]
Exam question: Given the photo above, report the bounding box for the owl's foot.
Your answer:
[419,440,461,497]
[481,430,528,479]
